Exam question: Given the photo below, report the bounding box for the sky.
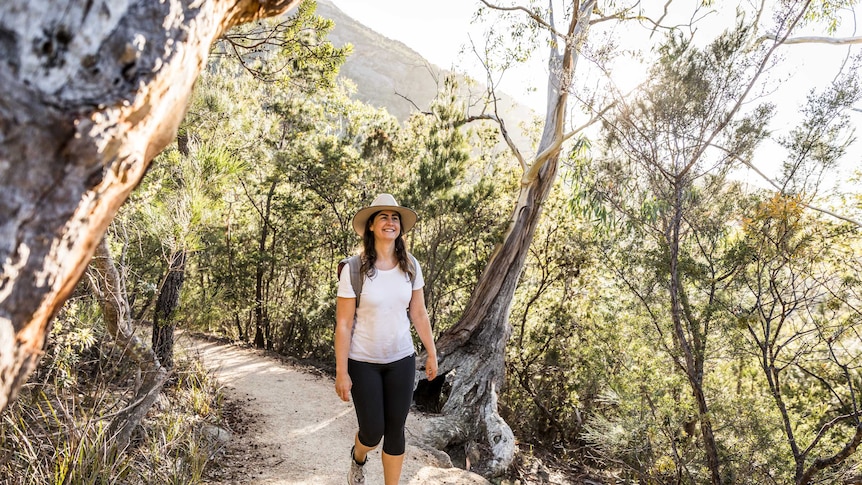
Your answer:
[327,0,862,194]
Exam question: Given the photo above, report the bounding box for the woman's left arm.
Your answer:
[409,289,438,381]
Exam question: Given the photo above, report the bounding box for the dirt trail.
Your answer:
[180,334,491,485]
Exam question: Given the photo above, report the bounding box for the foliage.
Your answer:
[131,43,517,359]
[729,193,862,483]
[503,183,596,448]
[216,0,349,90]
[0,295,225,484]
[776,65,861,196]
[14,0,862,483]
[572,6,862,481]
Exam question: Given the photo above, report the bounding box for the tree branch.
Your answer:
[457,113,527,170]
[760,34,862,45]
[679,0,813,180]
[714,146,862,227]
[799,424,862,485]
[227,0,303,26]
[480,0,564,37]
[395,90,433,116]
[561,99,617,144]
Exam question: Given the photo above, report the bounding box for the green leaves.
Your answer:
[217,0,349,90]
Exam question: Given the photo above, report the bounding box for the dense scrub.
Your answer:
[0,298,225,484]
[4,1,862,483]
[108,6,862,483]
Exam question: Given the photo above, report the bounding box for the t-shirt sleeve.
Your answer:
[412,258,425,290]
[337,263,356,298]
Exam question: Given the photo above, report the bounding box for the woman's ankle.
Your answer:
[351,445,367,465]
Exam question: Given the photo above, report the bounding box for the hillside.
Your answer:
[315,0,536,148]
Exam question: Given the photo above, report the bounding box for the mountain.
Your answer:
[315,0,536,148]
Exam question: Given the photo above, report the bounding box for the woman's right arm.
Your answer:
[334,297,356,402]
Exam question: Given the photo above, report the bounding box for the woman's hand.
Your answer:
[335,372,352,402]
[409,288,438,382]
[425,354,438,381]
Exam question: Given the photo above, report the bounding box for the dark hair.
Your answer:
[360,211,416,281]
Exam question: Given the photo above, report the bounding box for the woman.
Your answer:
[334,193,438,485]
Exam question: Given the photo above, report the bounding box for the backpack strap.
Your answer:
[348,255,363,307]
[407,253,418,287]
[338,255,363,308]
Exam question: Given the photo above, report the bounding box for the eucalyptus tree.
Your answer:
[409,1,600,474]
[600,26,775,481]
[0,0,304,412]
[590,3,860,484]
[412,0,722,474]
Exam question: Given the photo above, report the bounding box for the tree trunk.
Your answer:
[668,181,723,483]
[253,179,277,348]
[417,172,557,476]
[413,1,594,476]
[0,0,301,413]
[152,251,187,371]
[89,237,168,450]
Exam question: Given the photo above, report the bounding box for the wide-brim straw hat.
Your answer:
[352,193,417,237]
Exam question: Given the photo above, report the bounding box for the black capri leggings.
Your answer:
[348,354,415,455]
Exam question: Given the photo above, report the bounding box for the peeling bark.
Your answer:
[414,1,595,476]
[0,0,301,413]
[89,237,168,450]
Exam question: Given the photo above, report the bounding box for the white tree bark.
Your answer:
[89,236,168,450]
[415,0,595,476]
[0,0,301,413]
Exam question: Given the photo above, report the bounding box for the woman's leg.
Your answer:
[380,354,416,485]
[382,452,405,485]
[348,359,386,459]
[353,433,374,463]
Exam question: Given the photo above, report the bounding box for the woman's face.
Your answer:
[369,210,402,241]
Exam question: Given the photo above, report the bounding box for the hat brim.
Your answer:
[352,205,417,237]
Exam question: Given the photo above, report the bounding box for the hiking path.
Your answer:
[180,334,492,485]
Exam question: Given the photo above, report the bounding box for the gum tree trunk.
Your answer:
[413,1,595,476]
[89,237,169,450]
[0,0,302,413]
[152,250,187,371]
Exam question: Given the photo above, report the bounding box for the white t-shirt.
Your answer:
[337,258,425,364]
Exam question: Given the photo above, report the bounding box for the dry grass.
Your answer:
[0,317,227,485]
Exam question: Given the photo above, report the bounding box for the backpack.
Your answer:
[337,254,417,308]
